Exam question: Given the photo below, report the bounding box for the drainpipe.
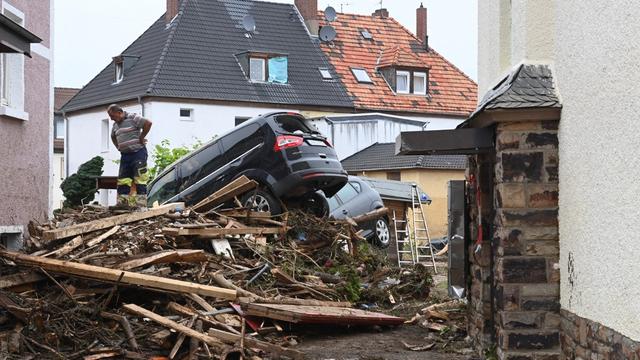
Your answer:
[63,110,69,178]
[137,96,145,116]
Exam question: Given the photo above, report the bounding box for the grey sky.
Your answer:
[54,0,477,88]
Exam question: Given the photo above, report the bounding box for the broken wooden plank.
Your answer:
[237,297,351,308]
[216,209,272,218]
[0,272,45,289]
[115,250,208,271]
[44,235,83,257]
[0,293,30,322]
[42,203,184,241]
[0,250,236,300]
[85,225,120,247]
[350,207,388,224]
[241,303,405,326]
[163,226,285,237]
[122,304,228,353]
[207,328,305,360]
[192,176,257,212]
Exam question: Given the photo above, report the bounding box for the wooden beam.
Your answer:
[0,272,45,289]
[242,303,405,326]
[395,128,494,155]
[350,207,389,224]
[192,176,258,212]
[0,250,236,300]
[115,249,208,271]
[163,226,285,237]
[122,304,228,353]
[42,203,184,241]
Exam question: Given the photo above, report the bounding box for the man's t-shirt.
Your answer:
[112,112,147,153]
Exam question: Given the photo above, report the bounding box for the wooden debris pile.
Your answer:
[0,177,427,359]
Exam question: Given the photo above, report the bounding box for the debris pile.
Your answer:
[0,177,433,359]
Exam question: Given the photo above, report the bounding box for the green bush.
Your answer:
[60,156,104,207]
[149,139,203,180]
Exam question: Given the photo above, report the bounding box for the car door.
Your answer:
[330,182,361,219]
[176,141,226,205]
[219,123,266,183]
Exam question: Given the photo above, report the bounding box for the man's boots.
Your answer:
[134,194,148,209]
[111,194,132,211]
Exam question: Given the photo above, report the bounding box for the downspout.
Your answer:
[137,96,145,116]
[63,111,68,178]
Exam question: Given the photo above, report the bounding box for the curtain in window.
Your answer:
[396,73,409,92]
[268,57,288,84]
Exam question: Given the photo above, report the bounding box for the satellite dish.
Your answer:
[324,6,337,22]
[242,15,256,32]
[319,25,337,42]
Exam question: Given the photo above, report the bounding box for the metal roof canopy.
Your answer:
[0,13,41,57]
[395,128,494,156]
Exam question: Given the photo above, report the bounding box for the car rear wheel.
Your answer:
[375,218,390,248]
[242,189,282,215]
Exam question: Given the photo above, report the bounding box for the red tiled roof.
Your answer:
[54,87,80,112]
[319,13,477,116]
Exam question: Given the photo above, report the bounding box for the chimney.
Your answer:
[295,0,319,36]
[372,8,389,18]
[416,3,428,49]
[166,0,179,23]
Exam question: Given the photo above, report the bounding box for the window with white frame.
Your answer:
[101,119,110,152]
[396,71,410,94]
[54,117,65,139]
[249,57,266,82]
[179,108,193,121]
[0,7,25,111]
[114,62,124,83]
[351,68,373,84]
[413,72,427,95]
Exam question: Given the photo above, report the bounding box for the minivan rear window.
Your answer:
[274,115,319,134]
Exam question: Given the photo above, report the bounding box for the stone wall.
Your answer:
[467,119,561,359]
[561,310,640,360]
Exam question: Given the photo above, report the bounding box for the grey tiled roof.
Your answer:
[466,64,560,120]
[62,0,353,112]
[320,113,426,127]
[341,142,467,171]
[359,177,431,204]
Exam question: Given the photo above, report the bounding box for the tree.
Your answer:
[60,156,104,207]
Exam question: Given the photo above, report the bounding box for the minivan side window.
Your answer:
[336,183,359,204]
[147,168,178,205]
[180,142,225,191]
[222,123,264,161]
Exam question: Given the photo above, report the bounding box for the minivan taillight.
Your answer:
[274,135,304,151]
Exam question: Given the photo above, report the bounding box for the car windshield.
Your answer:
[274,115,320,135]
[147,168,178,205]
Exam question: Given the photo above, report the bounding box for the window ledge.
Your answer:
[0,106,29,121]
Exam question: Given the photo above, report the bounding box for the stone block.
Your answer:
[536,355,560,360]
[525,132,558,149]
[521,284,560,297]
[544,312,562,329]
[521,226,559,241]
[505,331,560,350]
[496,284,521,311]
[497,183,527,208]
[498,209,559,227]
[500,151,545,182]
[541,120,559,130]
[501,311,543,329]
[522,298,560,311]
[498,131,523,151]
[496,228,524,256]
[526,241,560,256]
[546,165,559,182]
[498,257,547,283]
[527,184,559,208]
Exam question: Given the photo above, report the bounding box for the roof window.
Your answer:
[351,68,373,84]
[112,55,140,84]
[238,52,289,84]
[319,68,333,80]
[361,30,373,40]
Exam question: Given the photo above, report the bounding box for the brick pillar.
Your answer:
[493,120,560,359]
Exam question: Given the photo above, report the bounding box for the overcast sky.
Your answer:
[54,0,477,88]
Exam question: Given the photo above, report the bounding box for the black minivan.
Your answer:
[147,112,347,213]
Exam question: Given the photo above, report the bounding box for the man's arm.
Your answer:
[139,119,152,144]
[111,133,118,149]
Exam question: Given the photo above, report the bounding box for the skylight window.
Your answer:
[351,68,373,84]
[319,68,332,80]
[361,30,373,40]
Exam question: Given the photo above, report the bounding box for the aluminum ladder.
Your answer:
[410,184,438,273]
[393,210,415,267]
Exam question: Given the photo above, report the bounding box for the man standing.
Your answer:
[108,104,153,208]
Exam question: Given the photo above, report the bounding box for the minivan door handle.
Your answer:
[318,153,327,158]
[342,209,348,215]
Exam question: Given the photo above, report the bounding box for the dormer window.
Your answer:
[112,55,140,84]
[238,52,288,84]
[413,72,427,95]
[250,57,266,82]
[396,71,410,94]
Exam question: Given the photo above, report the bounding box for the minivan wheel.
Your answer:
[375,218,390,248]
[242,189,282,215]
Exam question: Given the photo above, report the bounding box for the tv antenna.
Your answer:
[339,3,350,13]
